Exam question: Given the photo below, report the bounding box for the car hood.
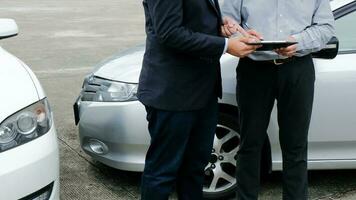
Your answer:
[92,44,238,79]
[92,44,239,97]
[0,47,39,123]
[93,45,145,83]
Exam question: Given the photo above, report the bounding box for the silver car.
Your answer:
[74,0,356,198]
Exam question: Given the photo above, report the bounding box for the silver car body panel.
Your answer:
[93,46,144,83]
[79,101,149,171]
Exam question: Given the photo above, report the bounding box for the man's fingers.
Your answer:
[286,44,297,52]
[283,45,297,57]
[224,25,233,36]
[228,26,238,34]
[275,46,296,57]
[238,37,254,43]
[242,43,259,52]
[221,27,227,37]
[247,30,263,40]
[276,37,297,57]
[239,37,262,50]
[223,16,239,35]
[227,37,259,57]
[277,50,295,57]
[222,26,231,36]
[228,21,235,28]
[223,16,237,29]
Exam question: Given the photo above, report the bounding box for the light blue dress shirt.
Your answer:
[221,0,336,60]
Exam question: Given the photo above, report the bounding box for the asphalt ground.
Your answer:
[1,0,356,199]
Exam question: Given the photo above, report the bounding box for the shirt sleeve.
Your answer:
[221,0,242,24]
[292,0,336,56]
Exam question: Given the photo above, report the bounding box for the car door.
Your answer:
[308,3,356,163]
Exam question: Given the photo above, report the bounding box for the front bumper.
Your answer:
[77,100,150,172]
[0,122,60,200]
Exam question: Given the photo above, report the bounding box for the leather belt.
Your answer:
[265,57,296,66]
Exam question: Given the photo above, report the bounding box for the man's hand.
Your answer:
[221,16,238,37]
[275,36,297,57]
[246,30,264,41]
[227,37,261,58]
[221,16,264,41]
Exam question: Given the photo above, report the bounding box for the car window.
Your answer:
[335,10,356,52]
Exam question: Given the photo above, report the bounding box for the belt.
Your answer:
[264,57,296,66]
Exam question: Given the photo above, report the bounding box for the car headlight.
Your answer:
[0,98,52,153]
[81,76,138,102]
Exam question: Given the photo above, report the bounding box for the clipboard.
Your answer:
[247,41,298,51]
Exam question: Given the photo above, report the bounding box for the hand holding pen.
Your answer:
[221,16,263,41]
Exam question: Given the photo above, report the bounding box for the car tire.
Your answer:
[203,112,240,199]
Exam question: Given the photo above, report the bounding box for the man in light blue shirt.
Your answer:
[222,0,335,60]
[220,0,335,199]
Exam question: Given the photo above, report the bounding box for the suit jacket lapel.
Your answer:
[213,0,223,25]
[207,0,223,26]
[207,0,220,17]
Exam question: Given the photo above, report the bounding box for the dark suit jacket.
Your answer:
[137,0,225,111]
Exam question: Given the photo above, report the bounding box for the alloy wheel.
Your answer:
[203,124,241,194]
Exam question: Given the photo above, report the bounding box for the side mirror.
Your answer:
[0,19,19,40]
[312,37,339,59]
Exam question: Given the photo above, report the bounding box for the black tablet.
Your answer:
[247,41,298,51]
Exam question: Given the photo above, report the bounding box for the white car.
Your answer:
[74,0,356,198]
[0,19,60,200]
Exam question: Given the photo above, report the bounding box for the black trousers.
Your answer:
[236,56,315,200]
[141,98,218,200]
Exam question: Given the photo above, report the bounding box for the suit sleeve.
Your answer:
[145,0,226,57]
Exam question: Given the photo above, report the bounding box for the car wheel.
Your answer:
[203,112,240,199]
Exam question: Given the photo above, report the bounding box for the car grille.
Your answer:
[81,77,104,101]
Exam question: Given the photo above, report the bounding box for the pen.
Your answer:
[243,22,251,30]
[243,22,264,41]
[234,23,250,38]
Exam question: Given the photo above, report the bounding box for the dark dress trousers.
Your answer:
[138,0,226,199]
[236,56,315,200]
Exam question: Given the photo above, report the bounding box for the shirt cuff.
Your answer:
[292,33,305,52]
[223,38,229,55]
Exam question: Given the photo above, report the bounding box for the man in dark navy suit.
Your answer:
[138,0,260,199]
